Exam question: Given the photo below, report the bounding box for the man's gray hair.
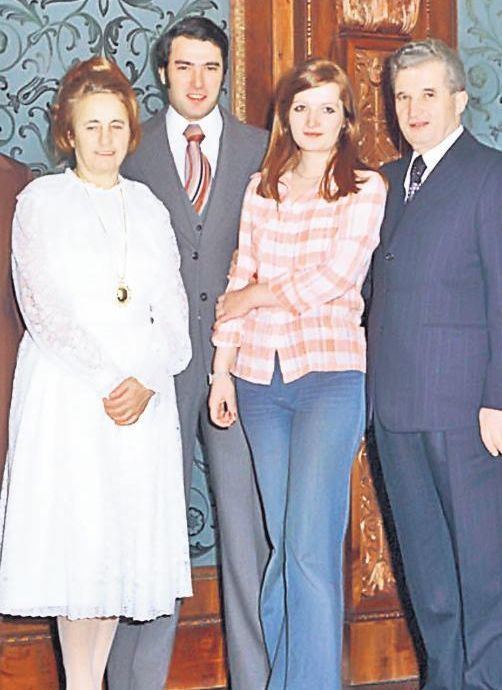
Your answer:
[389,38,466,93]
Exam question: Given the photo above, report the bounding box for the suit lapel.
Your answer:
[203,109,245,228]
[140,109,199,244]
[388,131,472,248]
[141,107,256,240]
[382,156,409,247]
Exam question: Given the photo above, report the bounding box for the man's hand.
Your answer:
[103,377,154,426]
[479,407,502,457]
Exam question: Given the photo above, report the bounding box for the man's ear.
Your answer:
[455,89,468,117]
[158,67,167,86]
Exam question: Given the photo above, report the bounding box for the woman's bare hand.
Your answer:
[215,285,255,325]
[215,283,279,328]
[208,375,238,428]
[103,377,154,426]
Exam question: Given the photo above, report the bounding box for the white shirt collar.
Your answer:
[405,125,464,193]
[165,105,223,183]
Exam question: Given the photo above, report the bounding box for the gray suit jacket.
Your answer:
[367,130,502,431]
[122,107,268,392]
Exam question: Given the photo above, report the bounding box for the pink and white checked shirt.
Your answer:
[212,170,386,384]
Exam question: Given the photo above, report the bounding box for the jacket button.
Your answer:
[200,292,208,301]
[195,224,202,232]
[192,251,199,260]
[384,252,394,261]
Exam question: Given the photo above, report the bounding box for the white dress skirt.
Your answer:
[0,169,192,621]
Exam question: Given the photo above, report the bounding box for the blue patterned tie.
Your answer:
[406,155,427,203]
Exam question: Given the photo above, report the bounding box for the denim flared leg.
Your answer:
[237,367,365,690]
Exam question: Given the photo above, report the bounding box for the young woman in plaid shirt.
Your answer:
[209,59,386,690]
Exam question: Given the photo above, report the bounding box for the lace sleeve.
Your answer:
[12,187,125,396]
[137,209,191,391]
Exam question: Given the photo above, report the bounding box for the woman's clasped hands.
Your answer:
[103,376,154,425]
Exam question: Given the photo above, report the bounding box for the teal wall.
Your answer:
[0,1,229,171]
[458,0,501,149]
[0,0,230,566]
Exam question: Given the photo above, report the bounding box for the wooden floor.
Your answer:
[344,682,419,689]
[153,681,420,690]
[197,683,420,690]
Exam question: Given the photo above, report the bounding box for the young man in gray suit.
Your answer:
[107,17,269,690]
[367,39,502,689]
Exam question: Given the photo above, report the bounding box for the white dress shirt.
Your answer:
[404,125,464,196]
[165,106,223,184]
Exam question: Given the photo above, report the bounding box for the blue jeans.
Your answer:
[236,364,365,690]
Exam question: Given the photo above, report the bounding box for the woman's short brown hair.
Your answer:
[258,58,364,202]
[51,56,141,158]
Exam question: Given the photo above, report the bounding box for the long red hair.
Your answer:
[258,59,363,202]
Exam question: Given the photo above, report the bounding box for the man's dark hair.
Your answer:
[155,16,229,76]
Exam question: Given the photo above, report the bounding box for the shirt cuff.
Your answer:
[212,327,242,348]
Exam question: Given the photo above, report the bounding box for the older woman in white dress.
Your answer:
[0,57,192,690]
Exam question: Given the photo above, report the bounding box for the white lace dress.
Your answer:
[0,169,192,621]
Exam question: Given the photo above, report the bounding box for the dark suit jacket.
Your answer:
[122,107,268,396]
[0,155,32,480]
[367,130,502,432]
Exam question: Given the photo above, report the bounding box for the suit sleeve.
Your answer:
[212,178,259,348]
[478,156,502,408]
[133,198,191,389]
[121,153,144,184]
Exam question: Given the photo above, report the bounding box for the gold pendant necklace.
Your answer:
[80,175,131,306]
[116,281,130,304]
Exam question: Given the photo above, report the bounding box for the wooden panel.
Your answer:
[293,0,339,62]
[343,445,419,685]
[0,618,59,689]
[167,567,227,690]
[412,0,457,45]
[235,0,274,127]
[339,35,405,166]
[167,620,226,690]
[271,0,295,84]
[343,616,419,685]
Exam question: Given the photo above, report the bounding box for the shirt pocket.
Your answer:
[293,216,337,270]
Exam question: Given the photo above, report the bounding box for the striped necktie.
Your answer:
[405,155,427,203]
[183,124,212,214]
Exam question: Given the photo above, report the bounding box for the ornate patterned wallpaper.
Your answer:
[0,0,229,170]
[458,0,501,149]
[0,0,230,565]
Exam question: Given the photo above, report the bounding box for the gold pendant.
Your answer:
[116,283,131,305]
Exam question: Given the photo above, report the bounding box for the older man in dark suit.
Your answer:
[368,39,502,690]
[0,154,32,483]
[107,16,269,690]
